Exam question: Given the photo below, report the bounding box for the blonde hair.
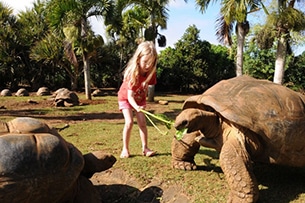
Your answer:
[123,41,157,87]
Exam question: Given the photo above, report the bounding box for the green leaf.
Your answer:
[175,128,188,140]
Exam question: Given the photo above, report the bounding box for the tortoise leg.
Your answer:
[82,151,116,178]
[74,176,101,203]
[59,176,101,203]
[220,134,259,203]
[171,131,201,170]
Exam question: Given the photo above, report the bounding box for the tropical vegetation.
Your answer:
[0,0,305,95]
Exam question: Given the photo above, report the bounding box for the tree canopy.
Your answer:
[0,0,305,94]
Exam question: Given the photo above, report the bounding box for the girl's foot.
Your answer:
[120,150,130,158]
[143,148,156,157]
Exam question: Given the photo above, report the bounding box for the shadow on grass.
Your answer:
[0,109,124,121]
[96,184,162,203]
[254,163,305,203]
[194,148,305,203]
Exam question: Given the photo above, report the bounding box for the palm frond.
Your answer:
[215,15,233,45]
[257,0,269,15]
[64,40,79,68]
[195,0,215,13]
[30,32,63,62]
[254,23,277,49]
[281,7,305,32]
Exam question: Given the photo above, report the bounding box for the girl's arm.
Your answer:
[127,90,142,112]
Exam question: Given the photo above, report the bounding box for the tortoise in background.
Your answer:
[15,88,29,96]
[92,89,104,97]
[0,117,116,203]
[172,75,305,202]
[53,88,79,107]
[0,89,12,96]
[36,87,51,96]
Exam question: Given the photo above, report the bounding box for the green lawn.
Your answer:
[1,93,305,202]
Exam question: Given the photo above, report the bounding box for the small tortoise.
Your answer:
[172,75,305,202]
[37,87,51,96]
[0,89,12,96]
[15,88,29,96]
[53,88,79,107]
[0,117,116,203]
[92,89,104,97]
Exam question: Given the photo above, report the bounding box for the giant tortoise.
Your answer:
[171,75,305,202]
[53,88,79,107]
[15,88,29,96]
[37,87,51,96]
[0,117,116,203]
[0,89,12,96]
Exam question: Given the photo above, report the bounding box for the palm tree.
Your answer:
[118,0,169,41]
[30,31,82,90]
[107,0,169,101]
[272,0,305,84]
[46,0,114,99]
[17,0,60,90]
[0,2,19,88]
[106,5,152,90]
[255,0,305,84]
[107,5,152,61]
[195,0,261,76]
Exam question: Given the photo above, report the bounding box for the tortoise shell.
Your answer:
[54,88,79,107]
[0,117,84,202]
[183,75,305,141]
[0,89,12,96]
[15,88,29,96]
[37,87,51,96]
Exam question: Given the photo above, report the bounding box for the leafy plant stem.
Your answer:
[140,109,173,126]
[144,114,168,135]
[140,109,187,140]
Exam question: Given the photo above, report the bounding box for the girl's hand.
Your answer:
[136,106,144,112]
[142,82,148,89]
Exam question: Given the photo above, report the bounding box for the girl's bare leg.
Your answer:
[121,108,133,158]
[136,111,155,157]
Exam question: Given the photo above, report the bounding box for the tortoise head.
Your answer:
[81,151,116,178]
[174,108,220,138]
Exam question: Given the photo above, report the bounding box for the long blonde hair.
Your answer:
[123,41,157,87]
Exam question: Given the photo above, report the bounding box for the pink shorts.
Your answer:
[118,100,146,111]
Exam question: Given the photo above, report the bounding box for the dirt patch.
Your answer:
[92,168,191,203]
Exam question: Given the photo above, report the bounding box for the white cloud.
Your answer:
[168,0,190,9]
[2,0,34,14]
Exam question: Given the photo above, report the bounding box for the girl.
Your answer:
[118,41,157,158]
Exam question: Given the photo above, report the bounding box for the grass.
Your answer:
[1,93,305,202]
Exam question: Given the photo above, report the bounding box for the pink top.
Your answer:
[118,72,157,105]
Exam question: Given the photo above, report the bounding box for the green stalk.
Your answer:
[144,114,168,136]
[140,109,187,140]
[140,109,173,126]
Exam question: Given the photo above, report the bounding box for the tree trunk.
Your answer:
[64,65,78,91]
[148,11,157,102]
[236,22,246,77]
[147,85,155,102]
[71,76,78,91]
[83,54,92,100]
[273,35,287,84]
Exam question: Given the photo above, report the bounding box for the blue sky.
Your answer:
[156,0,222,51]
[90,0,223,52]
[3,0,304,55]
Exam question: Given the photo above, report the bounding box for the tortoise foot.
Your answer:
[171,160,197,171]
